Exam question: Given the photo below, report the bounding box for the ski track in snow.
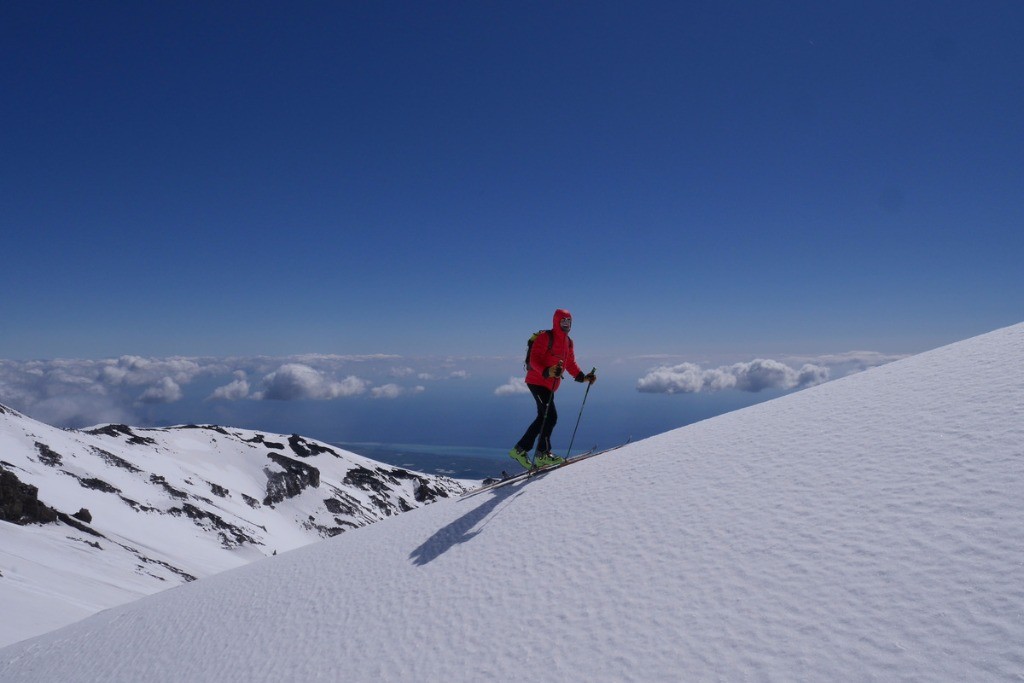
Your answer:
[1,323,1023,681]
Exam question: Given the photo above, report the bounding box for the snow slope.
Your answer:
[2,323,1022,681]
[0,413,465,647]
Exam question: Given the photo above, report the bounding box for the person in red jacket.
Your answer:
[510,309,597,469]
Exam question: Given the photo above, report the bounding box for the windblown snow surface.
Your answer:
[2,323,1022,681]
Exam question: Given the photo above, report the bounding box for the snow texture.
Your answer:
[2,323,1023,681]
[0,415,465,647]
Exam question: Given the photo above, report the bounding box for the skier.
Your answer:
[509,309,597,469]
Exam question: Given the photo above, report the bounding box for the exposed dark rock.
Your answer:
[209,482,229,497]
[243,434,283,449]
[323,491,363,516]
[73,508,93,523]
[1,467,58,524]
[242,493,260,509]
[398,497,414,512]
[112,540,197,582]
[412,477,450,503]
[34,442,63,467]
[150,474,188,499]
[264,452,321,506]
[85,424,157,446]
[175,424,231,436]
[343,466,392,493]
[168,503,260,548]
[90,446,141,473]
[364,467,450,502]
[119,496,158,513]
[368,494,393,515]
[288,434,338,458]
[56,511,104,537]
[303,517,358,538]
[78,477,121,494]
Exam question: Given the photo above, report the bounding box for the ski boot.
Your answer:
[534,451,565,467]
[508,447,533,470]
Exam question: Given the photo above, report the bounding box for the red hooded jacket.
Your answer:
[526,309,583,392]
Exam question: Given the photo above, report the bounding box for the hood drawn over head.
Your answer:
[553,309,572,335]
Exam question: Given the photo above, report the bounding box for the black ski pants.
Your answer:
[516,384,557,454]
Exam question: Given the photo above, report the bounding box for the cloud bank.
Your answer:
[0,350,902,430]
[253,364,369,401]
[0,354,444,428]
[637,359,831,394]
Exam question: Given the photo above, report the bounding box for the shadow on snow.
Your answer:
[409,481,527,566]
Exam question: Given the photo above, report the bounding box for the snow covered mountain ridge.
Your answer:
[0,407,466,646]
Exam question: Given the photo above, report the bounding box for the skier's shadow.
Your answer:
[410,483,525,566]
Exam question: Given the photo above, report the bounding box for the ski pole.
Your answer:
[566,367,596,459]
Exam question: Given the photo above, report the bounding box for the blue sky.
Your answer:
[2,3,1022,452]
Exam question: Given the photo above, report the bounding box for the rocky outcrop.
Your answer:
[0,467,58,524]
[288,434,338,458]
[264,452,321,505]
[90,446,141,473]
[34,442,63,467]
[168,503,261,548]
[85,424,157,446]
[150,474,188,499]
[244,434,284,449]
[343,466,390,493]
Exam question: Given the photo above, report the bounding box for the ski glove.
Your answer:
[575,371,597,384]
[544,362,564,379]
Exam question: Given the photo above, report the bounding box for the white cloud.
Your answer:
[0,350,887,430]
[0,354,472,426]
[494,376,530,396]
[637,359,830,395]
[254,364,369,401]
[370,384,426,399]
[100,356,204,387]
[636,363,705,394]
[138,377,184,404]
[208,372,251,401]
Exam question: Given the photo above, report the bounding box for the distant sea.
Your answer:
[336,442,512,480]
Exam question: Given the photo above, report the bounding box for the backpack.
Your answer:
[524,329,572,372]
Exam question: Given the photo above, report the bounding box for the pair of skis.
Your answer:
[460,441,629,499]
